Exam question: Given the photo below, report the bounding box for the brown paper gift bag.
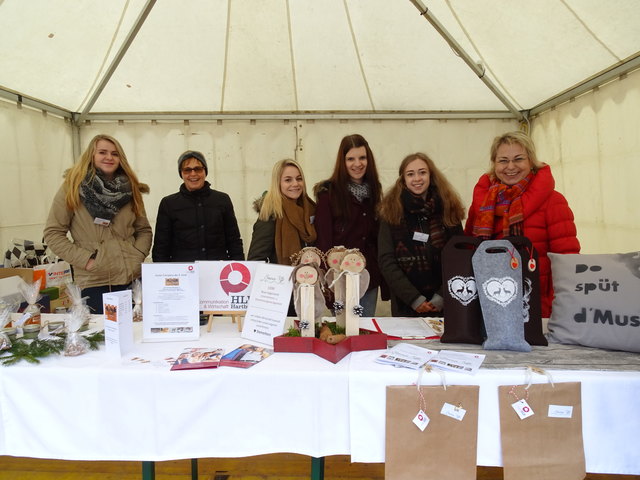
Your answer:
[385,384,479,480]
[498,382,585,480]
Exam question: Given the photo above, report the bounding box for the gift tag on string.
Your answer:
[511,399,534,420]
[510,385,534,420]
[413,409,430,431]
[441,402,466,421]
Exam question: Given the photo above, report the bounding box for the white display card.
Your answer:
[103,289,134,356]
[197,261,262,311]
[241,263,294,347]
[142,263,200,342]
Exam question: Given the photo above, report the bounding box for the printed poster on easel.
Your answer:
[197,261,262,311]
[141,263,200,342]
[241,263,294,347]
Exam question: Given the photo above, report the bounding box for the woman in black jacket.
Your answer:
[152,150,244,262]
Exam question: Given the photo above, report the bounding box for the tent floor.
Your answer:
[1,454,638,480]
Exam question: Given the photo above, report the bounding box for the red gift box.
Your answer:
[273,332,387,363]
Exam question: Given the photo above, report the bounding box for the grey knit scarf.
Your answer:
[80,170,133,221]
[347,181,371,203]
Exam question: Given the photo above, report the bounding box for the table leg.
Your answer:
[142,461,155,480]
[310,456,325,480]
[191,458,198,479]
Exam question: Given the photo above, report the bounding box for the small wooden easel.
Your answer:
[204,311,245,332]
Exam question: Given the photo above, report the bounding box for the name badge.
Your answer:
[94,217,111,226]
[413,231,429,243]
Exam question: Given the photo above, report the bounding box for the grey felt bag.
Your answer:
[472,239,531,352]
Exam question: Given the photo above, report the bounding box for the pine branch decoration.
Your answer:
[0,330,105,366]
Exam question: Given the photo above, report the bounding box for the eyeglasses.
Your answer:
[181,166,205,174]
[495,157,528,167]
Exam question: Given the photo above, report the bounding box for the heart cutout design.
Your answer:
[482,277,518,306]
[448,276,478,305]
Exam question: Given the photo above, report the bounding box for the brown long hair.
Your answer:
[313,134,382,222]
[63,134,147,216]
[378,152,465,227]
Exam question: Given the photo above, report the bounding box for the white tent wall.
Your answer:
[531,66,640,254]
[0,99,73,251]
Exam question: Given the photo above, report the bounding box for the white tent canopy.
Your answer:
[1,0,639,258]
[1,0,639,118]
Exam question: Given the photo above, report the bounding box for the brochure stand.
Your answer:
[205,311,244,332]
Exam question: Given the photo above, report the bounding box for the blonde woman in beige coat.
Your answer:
[44,134,152,313]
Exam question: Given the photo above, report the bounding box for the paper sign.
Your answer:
[142,263,200,342]
[241,263,294,346]
[441,402,467,421]
[103,290,134,356]
[197,261,262,311]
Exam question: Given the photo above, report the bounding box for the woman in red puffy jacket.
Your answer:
[465,131,580,317]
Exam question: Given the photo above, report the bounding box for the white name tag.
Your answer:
[440,402,466,421]
[413,409,430,431]
[512,399,535,420]
[413,231,429,243]
[94,217,111,226]
[548,404,573,418]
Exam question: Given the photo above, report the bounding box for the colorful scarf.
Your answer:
[390,189,447,294]
[275,195,317,265]
[80,170,132,220]
[472,173,534,239]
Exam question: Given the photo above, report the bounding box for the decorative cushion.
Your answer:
[547,251,640,353]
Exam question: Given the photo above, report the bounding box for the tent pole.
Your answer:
[408,0,524,122]
[71,120,82,163]
[529,53,640,116]
[75,0,158,126]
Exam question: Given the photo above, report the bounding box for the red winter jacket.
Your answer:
[465,165,580,317]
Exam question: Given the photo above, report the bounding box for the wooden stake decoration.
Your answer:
[345,272,360,336]
[299,284,315,338]
[339,249,370,337]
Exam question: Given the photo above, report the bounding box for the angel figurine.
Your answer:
[339,249,370,336]
[291,263,326,337]
[324,246,348,328]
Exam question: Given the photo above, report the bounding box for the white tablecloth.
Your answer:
[0,316,351,461]
[1,315,639,475]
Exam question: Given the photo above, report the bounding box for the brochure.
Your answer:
[360,317,443,339]
[376,343,439,369]
[376,345,486,375]
[427,350,485,375]
[219,343,273,368]
[170,347,225,371]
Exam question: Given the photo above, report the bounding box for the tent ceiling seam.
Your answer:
[344,0,376,111]
[409,0,523,121]
[77,0,131,113]
[444,0,523,111]
[220,0,232,111]
[286,0,299,111]
[561,0,621,61]
[76,0,157,125]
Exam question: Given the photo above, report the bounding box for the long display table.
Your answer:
[0,316,639,477]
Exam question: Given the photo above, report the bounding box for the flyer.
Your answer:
[241,263,294,346]
[141,263,200,342]
[102,289,134,356]
[197,261,262,312]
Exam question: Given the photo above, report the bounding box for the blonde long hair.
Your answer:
[258,159,311,221]
[63,134,147,216]
[378,152,465,227]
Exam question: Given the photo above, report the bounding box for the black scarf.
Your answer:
[390,188,447,296]
[80,170,132,221]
